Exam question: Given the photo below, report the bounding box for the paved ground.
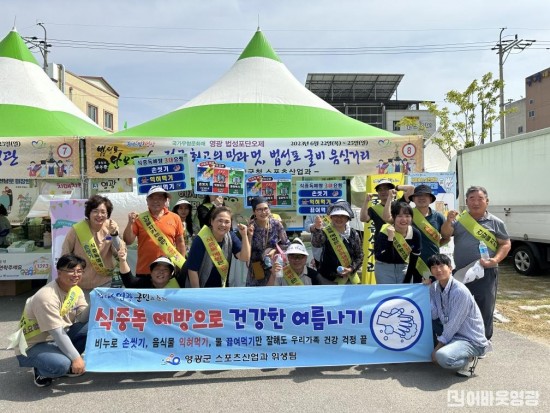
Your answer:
[1,285,548,412]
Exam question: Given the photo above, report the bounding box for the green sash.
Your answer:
[138,211,186,269]
[73,221,111,276]
[197,225,229,287]
[412,208,441,247]
[457,211,498,252]
[282,264,304,286]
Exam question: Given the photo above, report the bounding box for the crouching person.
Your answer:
[8,254,89,387]
[428,253,490,378]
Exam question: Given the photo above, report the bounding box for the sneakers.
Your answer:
[33,368,52,388]
[456,356,479,377]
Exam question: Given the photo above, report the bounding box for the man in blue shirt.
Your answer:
[428,253,490,377]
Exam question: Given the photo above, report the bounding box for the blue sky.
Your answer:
[2,0,549,136]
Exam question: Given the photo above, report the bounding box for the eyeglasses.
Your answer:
[255,207,270,212]
[59,269,84,275]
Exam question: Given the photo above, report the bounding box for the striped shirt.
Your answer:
[430,277,489,348]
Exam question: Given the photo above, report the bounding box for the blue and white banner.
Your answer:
[85,285,433,372]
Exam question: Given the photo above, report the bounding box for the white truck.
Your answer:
[456,127,550,275]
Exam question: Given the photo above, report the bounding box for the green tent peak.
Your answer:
[237,30,281,63]
[0,30,39,65]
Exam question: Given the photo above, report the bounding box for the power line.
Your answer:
[41,37,501,56]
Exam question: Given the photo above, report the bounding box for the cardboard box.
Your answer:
[0,280,33,296]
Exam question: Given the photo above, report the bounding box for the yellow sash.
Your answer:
[415,257,431,280]
[73,221,111,276]
[197,225,229,287]
[9,285,83,355]
[381,224,411,262]
[282,264,304,286]
[412,208,441,247]
[164,278,180,288]
[322,219,360,285]
[381,224,430,279]
[139,211,186,268]
[371,204,385,220]
[457,211,498,252]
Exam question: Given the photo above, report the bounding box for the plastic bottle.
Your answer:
[274,254,284,278]
[263,255,272,269]
[337,265,345,274]
[479,241,490,260]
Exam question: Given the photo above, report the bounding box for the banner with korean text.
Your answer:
[85,136,424,178]
[85,284,432,372]
[0,137,80,179]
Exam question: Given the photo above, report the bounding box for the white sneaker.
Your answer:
[456,356,479,377]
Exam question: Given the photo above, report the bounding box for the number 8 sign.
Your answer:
[401,143,416,158]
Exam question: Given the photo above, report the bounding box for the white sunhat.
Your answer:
[147,186,170,198]
[149,256,175,272]
[329,208,350,217]
[175,198,192,207]
[286,239,309,256]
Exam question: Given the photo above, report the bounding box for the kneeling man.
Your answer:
[9,254,89,387]
[428,253,490,377]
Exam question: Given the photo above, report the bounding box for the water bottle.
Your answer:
[274,254,284,278]
[263,255,272,269]
[337,265,345,274]
[479,241,490,260]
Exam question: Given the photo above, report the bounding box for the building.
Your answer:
[525,67,550,133]
[504,98,526,138]
[505,67,550,138]
[305,73,436,136]
[48,64,119,132]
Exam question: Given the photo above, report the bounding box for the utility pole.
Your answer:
[492,28,535,140]
[37,22,48,72]
[23,22,51,74]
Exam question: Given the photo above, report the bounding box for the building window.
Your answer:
[393,121,401,131]
[528,110,535,118]
[518,126,523,134]
[87,104,98,123]
[104,111,114,131]
[529,99,534,104]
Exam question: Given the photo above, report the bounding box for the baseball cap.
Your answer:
[149,256,175,272]
[374,179,396,191]
[147,186,170,198]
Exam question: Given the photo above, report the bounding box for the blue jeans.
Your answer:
[375,261,407,284]
[16,322,88,378]
[432,319,485,370]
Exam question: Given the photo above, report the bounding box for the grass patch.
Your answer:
[496,259,550,346]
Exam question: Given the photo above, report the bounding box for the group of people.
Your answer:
[9,182,511,386]
[360,181,510,377]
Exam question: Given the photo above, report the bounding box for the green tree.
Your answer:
[398,72,505,159]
